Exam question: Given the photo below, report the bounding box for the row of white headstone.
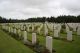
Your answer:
[2,23,76,42]
[53,24,73,41]
[3,23,79,37]
[2,23,80,52]
[1,24,53,53]
[44,23,73,41]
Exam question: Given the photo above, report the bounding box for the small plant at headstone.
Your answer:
[33,41,50,53]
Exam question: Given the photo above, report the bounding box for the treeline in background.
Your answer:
[0,15,80,23]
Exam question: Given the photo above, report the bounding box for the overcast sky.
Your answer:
[0,0,80,19]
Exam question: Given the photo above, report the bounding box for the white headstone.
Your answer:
[21,25,23,30]
[32,24,34,32]
[47,23,53,31]
[11,27,13,33]
[32,33,36,44]
[44,23,48,36]
[67,31,72,41]
[17,29,21,37]
[23,26,26,30]
[37,24,43,34]
[8,27,11,33]
[54,29,59,37]
[46,36,52,53]
[14,28,16,34]
[58,24,61,33]
[23,31,27,43]
[65,24,70,32]
[27,26,29,32]
[77,27,80,35]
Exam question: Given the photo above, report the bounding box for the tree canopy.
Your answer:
[0,15,80,23]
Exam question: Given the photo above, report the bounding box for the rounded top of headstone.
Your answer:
[47,36,52,39]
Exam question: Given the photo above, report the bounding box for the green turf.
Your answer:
[53,34,80,53]
[1,25,80,53]
[27,32,80,53]
[0,29,35,53]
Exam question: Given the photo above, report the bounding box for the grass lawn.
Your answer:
[27,32,80,53]
[1,25,80,53]
[0,29,35,53]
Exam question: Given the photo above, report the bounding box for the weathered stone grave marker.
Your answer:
[46,36,52,53]
[23,31,27,44]
[67,31,72,41]
[32,33,36,44]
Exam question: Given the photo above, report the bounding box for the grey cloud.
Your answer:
[60,0,80,14]
[0,0,80,19]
